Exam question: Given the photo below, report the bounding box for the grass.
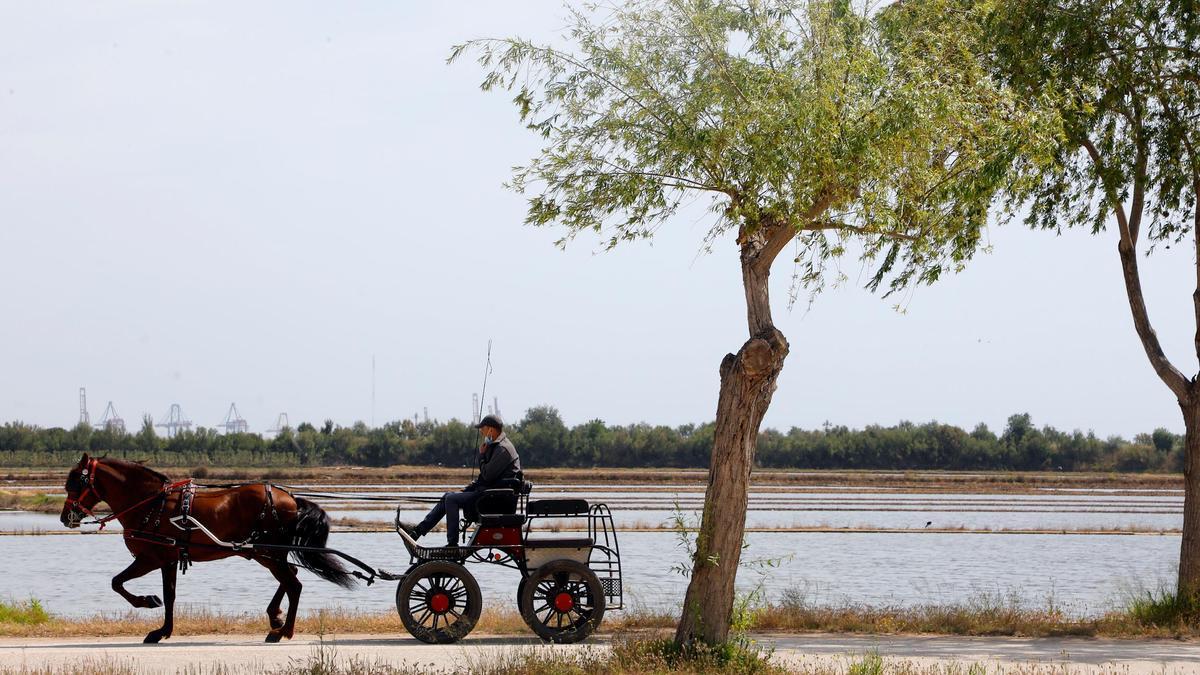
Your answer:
[0,598,49,625]
[747,587,1196,639]
[1126,587,1200,628]
[0,491,60,513]
[0,604,674,639]
[3,587,1199,641]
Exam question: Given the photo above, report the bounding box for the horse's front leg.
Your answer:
[111,557,164,609]
[143,563,177,644]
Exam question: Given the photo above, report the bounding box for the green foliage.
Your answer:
[615,637,782,675]
[986,0,1199,244]
[0,411,1182,471]
[847,651,885,675]
[1128,587,1200,627]
[0,597,49,625]
[452,0,1042,298]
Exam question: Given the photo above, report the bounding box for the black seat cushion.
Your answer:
[524,536,594,548]
[526,498,589,516]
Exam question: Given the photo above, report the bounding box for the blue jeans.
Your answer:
[417,491,482,545]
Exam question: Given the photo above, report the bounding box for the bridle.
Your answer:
[63,457,101,525]
[65,457,193,531]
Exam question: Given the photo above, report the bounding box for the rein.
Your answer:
[190,483,442,504]
[86,478,194,532]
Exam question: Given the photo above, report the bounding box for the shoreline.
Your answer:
[3,465,1185,493]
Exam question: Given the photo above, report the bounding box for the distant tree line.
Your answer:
[0,407,1183,472]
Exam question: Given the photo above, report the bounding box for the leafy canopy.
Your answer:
[452,0,1045,297]
[988,0,1200,246]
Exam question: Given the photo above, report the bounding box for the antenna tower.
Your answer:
[97,401,126,433]
[156,404,193,438]
[220,403,249,434]
[78,387,90,426]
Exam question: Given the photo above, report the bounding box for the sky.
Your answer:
[0,2,1196,439]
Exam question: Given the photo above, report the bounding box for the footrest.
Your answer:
[415,545,468,561]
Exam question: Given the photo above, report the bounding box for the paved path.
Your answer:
[1,632,1197,673]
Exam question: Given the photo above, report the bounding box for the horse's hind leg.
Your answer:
[266,584,286,630]
[258,558,302,642]
[143,563,177,644]
[112,556,164,609]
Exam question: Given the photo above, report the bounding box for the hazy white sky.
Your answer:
[1,2,1195,438]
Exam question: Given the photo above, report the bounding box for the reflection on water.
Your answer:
[0,530,1176,619]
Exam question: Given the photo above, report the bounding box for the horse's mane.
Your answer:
[103,457,172,483]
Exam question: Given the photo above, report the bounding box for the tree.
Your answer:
[454,0,1037,644]
[984,0,1200,594]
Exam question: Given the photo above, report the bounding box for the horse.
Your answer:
[59,453,356,643]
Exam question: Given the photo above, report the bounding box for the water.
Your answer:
[2,484,1181,621]
[0,529,1177,619]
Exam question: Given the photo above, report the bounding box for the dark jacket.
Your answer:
[466,433,522,491]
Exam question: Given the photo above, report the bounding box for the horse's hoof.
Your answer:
[142,595,163,608]
[143,632,163,644]
[265,632,283,643]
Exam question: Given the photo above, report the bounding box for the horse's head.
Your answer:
[61,453,101,528]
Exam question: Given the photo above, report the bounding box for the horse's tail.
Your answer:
[289,497,356,589]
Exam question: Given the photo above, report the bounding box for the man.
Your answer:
[399,414,521,547]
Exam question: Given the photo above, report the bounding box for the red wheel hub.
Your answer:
[430,592,450,614]
[554,591,575,613]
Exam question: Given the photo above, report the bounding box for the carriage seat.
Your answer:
[467,486,528,527]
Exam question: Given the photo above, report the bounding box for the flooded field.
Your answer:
[0,529,1177,620]
[0,480,1183,621]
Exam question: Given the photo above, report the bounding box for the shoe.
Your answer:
[395,518,423,556]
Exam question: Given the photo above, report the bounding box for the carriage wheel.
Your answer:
[516,575,530,616]
[396,561,482,644]
[519,559,606,643]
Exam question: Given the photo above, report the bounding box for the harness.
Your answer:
[65,463,394,586]
[67,466,285,575]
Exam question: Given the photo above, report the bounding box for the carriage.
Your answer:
[59,455,622,645]
[390,481,623,644]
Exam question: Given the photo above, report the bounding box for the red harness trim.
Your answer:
[63,457,100,518]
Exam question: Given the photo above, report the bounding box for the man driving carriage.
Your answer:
[399,413,522,547]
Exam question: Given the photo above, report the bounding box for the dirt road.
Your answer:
[1,632,1196,673]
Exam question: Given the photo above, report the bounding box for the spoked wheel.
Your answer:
[519,559,606,643]
[396,561,482,644]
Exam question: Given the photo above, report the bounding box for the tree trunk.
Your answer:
[1180,401,1200,596]
[674,240,789,645]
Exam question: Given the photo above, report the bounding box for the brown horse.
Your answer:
[59,453,355,643]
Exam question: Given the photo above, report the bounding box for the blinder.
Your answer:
[63,456,101,524]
